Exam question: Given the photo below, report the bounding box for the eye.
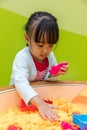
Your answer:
[38,45,43,47]
[37,43,44,48]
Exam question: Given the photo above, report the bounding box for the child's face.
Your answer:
[25,33,54,62]
[29,41,54,62]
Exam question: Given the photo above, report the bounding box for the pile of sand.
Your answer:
[0,98,86,130]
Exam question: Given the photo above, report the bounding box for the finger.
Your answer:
[48,116,58,122]
[40,113,47,120]
[52,105,59,110]
[46,114,58,122]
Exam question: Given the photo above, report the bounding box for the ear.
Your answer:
[24,33,30,45]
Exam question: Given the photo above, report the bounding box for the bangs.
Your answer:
[34,19,59,44]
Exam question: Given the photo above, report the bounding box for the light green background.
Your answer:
[0,0,87,87]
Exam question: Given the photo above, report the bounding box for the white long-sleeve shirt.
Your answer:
[10,47,57,104]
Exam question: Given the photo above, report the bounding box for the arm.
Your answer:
[11,52,38,104]
[11,51,58,121]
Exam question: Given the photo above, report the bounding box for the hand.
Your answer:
[38,100,59,122]
[49,61,69,76]
[58,61,69,76]
[30,96,59,122]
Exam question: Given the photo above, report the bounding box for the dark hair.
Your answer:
[25,11,59,45]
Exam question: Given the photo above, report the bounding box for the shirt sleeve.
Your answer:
[12,53,38,105]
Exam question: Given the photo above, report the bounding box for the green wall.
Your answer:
[0,0,87,86]
[55,30,87,81]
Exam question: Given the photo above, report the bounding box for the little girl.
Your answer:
[10,11,68,122]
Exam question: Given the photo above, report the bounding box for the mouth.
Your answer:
[40,55,47,60]
[41,54,47,57]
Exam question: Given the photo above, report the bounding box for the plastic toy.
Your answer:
[73,114,87,130]
[49,62,68,75]
[7,125,22,130]
[61,121,78,130]
[20,99,53,112]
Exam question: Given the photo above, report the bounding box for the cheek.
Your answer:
[33,48,41,56]
[48,48,53,53]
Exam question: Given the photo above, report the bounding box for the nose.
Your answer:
[42,48,48,54]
